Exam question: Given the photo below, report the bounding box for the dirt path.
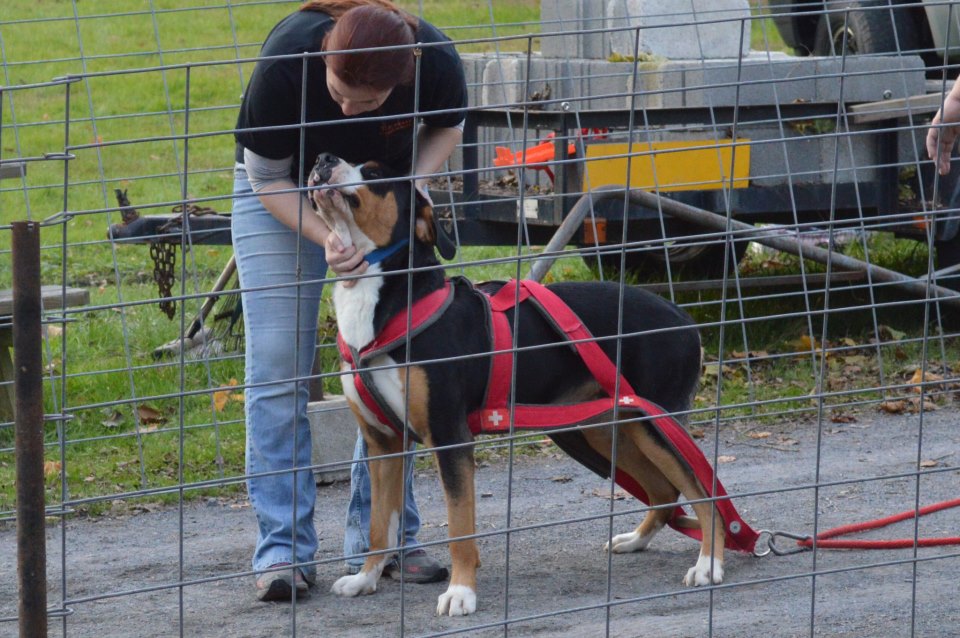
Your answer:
[2,408,959,637]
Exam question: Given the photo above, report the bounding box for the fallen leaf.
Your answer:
[46,325,63,338]
[551,475,573,483]
[137,404,165,424]
[703,362,734,377]
[731,350,769,360]
[920,459,939,468]
[909,397,939,411]
[101,411,124,428]
[592,488,629,500]
[717,455,736,463]
[213,390,230,413]
[879,325,907,341]
[747,431,772,439]
[880,400,907,414]
[830,413,857,424]
[43,460,61,477]
[909,369,944,393]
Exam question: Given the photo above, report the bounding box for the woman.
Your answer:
[231,0,466,601]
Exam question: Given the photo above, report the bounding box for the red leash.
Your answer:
[759,497,960,555]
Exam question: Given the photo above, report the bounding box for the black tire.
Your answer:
[583,222,748,280]
[812,1,918,56]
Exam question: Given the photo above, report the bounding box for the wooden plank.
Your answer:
[0,285,90,316]
[849,93,943,124]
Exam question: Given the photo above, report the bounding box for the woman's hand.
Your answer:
[927,90,960,176]
[325,232,367,288]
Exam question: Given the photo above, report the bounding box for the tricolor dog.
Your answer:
[308,153,727,617]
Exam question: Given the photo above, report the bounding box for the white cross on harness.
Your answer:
[487,410,504,427]
[619,396,635,405]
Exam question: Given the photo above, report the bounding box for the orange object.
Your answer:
[493,136,576,168]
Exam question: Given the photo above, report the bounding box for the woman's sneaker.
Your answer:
[383,549,449,584]
[255,563,310,601]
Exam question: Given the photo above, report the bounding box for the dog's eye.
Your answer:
[364,167,382,180]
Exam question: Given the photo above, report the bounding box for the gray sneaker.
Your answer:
[255,563,309,602]
[343,549,449,584]
[383,549,449,584]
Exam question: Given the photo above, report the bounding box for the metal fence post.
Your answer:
[13,221,48,638]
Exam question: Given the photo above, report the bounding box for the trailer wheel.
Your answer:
[583,222,748,280]
[812,0,918,57]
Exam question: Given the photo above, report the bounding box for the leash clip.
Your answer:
[753,530,811,557]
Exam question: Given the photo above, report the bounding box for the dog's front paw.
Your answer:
[682,554,723,587]
[437,585,477,616]
[603,530,653,554]
[331,572,378,597]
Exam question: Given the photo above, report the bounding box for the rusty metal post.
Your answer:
[13,221,47,638]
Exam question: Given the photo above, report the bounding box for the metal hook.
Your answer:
[753,530,812,557]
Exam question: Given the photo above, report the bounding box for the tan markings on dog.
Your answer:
[359,433,407,575]
[399,365,432,445]
[354,187,398,247]
[440,455,480,591]
[414,201,436,245]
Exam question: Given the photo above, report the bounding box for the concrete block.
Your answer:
[607,0,751,60]
[308,396,357,484]
[678,53,818,108]
[540,0,611,60]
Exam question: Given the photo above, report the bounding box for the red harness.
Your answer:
[338,278,759,553]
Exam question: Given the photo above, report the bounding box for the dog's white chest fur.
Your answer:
[333,268,383,350]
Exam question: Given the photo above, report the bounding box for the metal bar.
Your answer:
[13,220,48,638]
[586,185,960,307]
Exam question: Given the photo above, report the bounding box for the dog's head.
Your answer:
[307,153,455,265]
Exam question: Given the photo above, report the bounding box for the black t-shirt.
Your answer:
[234,9,467,181]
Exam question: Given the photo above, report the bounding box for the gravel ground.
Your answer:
[2,408,959,638]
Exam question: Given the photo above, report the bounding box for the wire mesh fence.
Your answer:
[2,0,960,636]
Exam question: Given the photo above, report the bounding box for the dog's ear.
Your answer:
[414,190,456,260]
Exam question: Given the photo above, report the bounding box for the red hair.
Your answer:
[301,1,419,91]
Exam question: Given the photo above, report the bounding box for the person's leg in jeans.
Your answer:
[232,167,325,588]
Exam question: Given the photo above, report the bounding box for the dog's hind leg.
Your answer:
[622,423,725,586]
[434,443,480,616]
[331,428,406,598]
[578,426,678,554]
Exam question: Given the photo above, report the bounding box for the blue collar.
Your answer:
[365,238,409,266]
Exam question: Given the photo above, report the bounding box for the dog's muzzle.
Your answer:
[310,152,339,185]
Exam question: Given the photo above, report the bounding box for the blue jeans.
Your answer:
[230,166,422,578]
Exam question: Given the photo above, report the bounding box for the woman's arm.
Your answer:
[413,123,463,192]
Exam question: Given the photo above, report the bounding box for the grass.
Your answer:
[0,1,953,518]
